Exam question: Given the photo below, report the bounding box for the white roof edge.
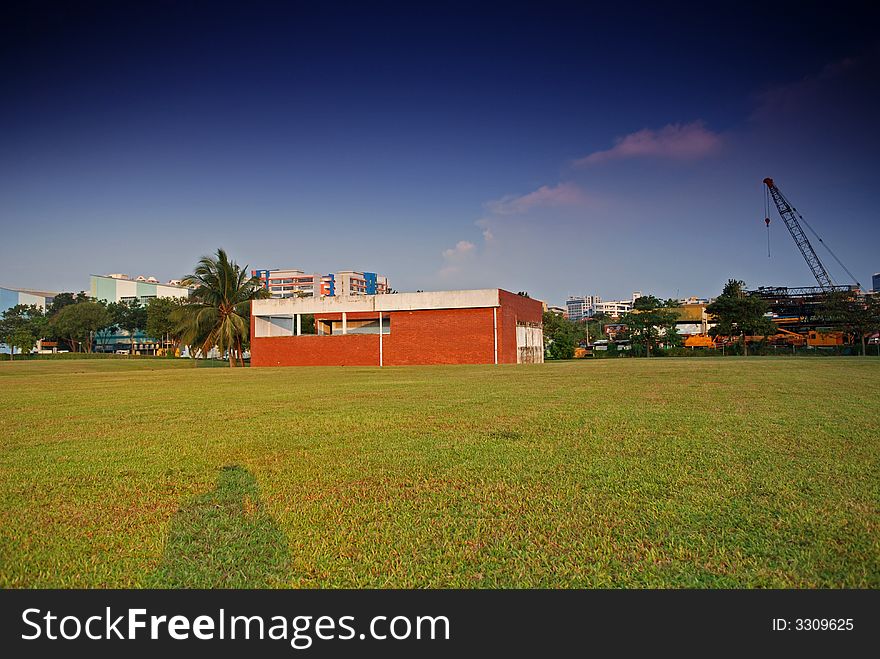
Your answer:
[89,274,192,290]
[253,289,503,315]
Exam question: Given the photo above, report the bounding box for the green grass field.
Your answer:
[1,358,878,588]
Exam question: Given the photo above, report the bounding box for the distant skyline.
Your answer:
[2,1,878,305]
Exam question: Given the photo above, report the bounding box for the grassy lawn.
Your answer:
[1,357,877,588]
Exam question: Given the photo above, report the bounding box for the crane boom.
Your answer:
[763,177,834,290]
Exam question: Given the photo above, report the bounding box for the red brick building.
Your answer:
[250,289,543,367]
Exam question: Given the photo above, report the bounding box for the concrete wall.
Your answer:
[91,275,190,303]
[252,289,501,316]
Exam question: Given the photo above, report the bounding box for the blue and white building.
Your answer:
[89,274,191,353]
[0,286,55,315]
[90,273,191,304]
[1,286,57,354]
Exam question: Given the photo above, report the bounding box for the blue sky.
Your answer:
[1,1,878,305]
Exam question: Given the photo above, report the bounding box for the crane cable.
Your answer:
[764,186,771,258]
[789,203,862,288]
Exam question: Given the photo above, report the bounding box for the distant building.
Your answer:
[0,286,56,314]
[90,274,191,304]
[546,305,567,318]
[88,274,190,353]
[677,295,710,305]
[592,299,631,318]
[603,323,627,339]
[1,286,57,354]
[566,295,600,322]
[567,292,643,321]
[873,273,880,293]
[671,303,710,337]
[251,268,390,298]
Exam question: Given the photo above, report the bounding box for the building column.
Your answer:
[342,312,347,335]
[296,314,301,336]
[379,313,383,367]
[493,307,498,365]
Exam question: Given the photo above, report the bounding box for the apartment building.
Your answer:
[567,292,642,320]
[251,268,389,298]
[566,295,601,322]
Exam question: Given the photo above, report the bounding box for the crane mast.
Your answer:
[763,177,834,290]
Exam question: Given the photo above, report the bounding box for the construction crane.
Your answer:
[763,177,861,290]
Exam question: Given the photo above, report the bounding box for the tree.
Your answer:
[0,304,46,359]
[175,248,269,367]
[620,295,680,357]
[823,291,880,356]
[585,312,612,343]
[49,301,111,352]
[542,310,584,359]
[663,322,683,348]
[94,314,119,353]
[147,297,185,355]
[110,299,147,354]
[706,280,776,356]
[47,291,90,316]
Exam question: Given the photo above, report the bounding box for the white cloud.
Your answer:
[439,240,477,277]
[574,120,721,166]
[485,182,588,215]
[442,240,475,260]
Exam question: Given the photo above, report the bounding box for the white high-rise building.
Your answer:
[566,295,601,322]
[567,292,642,320]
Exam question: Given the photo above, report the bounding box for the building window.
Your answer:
[316,316,390,336]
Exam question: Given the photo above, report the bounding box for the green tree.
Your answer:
[542,310,584,359]
[621,295,680,357]
[0,304,47,359]
[147,297,185,355]
[706,280,776,356]
[109,299,148,354]
[663,321,683,348]
[47,291,90,316]
[10,327,37,356]
[823,291,880,356]
[585,312,612,344]
[175,248,269,367]
[49,301,111,352]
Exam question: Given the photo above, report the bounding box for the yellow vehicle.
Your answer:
[807,330,844,347]
[684,334,717,348]
[773,328,806,346]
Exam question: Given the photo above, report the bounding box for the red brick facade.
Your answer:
[250,291,543,367]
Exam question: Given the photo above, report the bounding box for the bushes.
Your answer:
[0,353,236,366]
[1,353,161,361]
[546,336,576,360]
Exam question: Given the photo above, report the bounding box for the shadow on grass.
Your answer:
[147,465,290,588]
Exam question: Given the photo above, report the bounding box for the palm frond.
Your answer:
[175,249,265,362]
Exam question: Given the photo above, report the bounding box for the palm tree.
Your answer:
[175,248,268,367]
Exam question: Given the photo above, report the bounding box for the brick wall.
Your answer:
[251,333,380,367]
[498,290,544,363]
[384,307,494,365]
